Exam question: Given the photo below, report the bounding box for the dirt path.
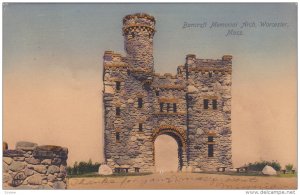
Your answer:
[67,173,297,189]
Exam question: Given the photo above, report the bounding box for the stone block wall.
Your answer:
[3,141,68,189]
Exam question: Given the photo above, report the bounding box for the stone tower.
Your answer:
[179,54,233,170]
[103,13,233,173]
[122,13,156,81]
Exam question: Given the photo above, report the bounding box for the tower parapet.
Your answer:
[123,13,156,81]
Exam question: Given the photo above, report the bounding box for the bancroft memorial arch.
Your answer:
[102,13,232,173]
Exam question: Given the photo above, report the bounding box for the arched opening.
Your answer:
[154,134,182,172]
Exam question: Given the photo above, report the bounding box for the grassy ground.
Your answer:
[193,171,297,177]
[67,172,152,178]
[67,171,297,179]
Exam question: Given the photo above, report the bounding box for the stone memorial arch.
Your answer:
[102,13,233,173]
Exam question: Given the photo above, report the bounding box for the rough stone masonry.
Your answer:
[103,13,232,173]
[3,141,68,189]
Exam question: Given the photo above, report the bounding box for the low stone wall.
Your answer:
[3,141,68,189]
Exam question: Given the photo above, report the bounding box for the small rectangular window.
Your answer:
[212,99,217,110]
[209,72,212,78]
[139,123,143,132]
[173,103,177,112]
[116,81,121,91]
[208,136,214,142]
[116,107,120,116]
[204,99,209,109]
[167,103,170,112]
[135,167,140,173]
[208,144,214,157]
[156,91,159,96]
[160,103,164,112]
[138,98,143,108]
[116,132,120,142]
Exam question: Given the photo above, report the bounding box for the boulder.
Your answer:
[3,163,9,173]
[98,164,113,175]
[24,168,34,176]
[27,174,43,185]
[25,157,40,165]
[3,157,13,165]
[47,174,56,182]
[47,165,60,174]
[13,157,25,161]
[41,159,52,165]
[15,141,37,151]
[31,165,47,174]
[3,173,11,183]
[262,165,277,176]
[9,161,26,172]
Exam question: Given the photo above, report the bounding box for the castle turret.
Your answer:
[123,13,156,80]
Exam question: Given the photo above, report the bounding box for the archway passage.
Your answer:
[154,135,179,172]
[153,126,187,172]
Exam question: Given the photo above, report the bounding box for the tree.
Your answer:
[73,161,78,175]
[285,164,293,172]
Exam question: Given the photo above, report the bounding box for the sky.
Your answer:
[3,3,297,170]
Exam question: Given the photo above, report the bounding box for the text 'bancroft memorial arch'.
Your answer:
[102,13,232,173]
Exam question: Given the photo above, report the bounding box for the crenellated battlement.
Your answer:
[184,54,232,74]
[123,13,156,24]
[103,51,125,62]
[122,13,156,40]
[123,25,155,37]
[103,51,129,70]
